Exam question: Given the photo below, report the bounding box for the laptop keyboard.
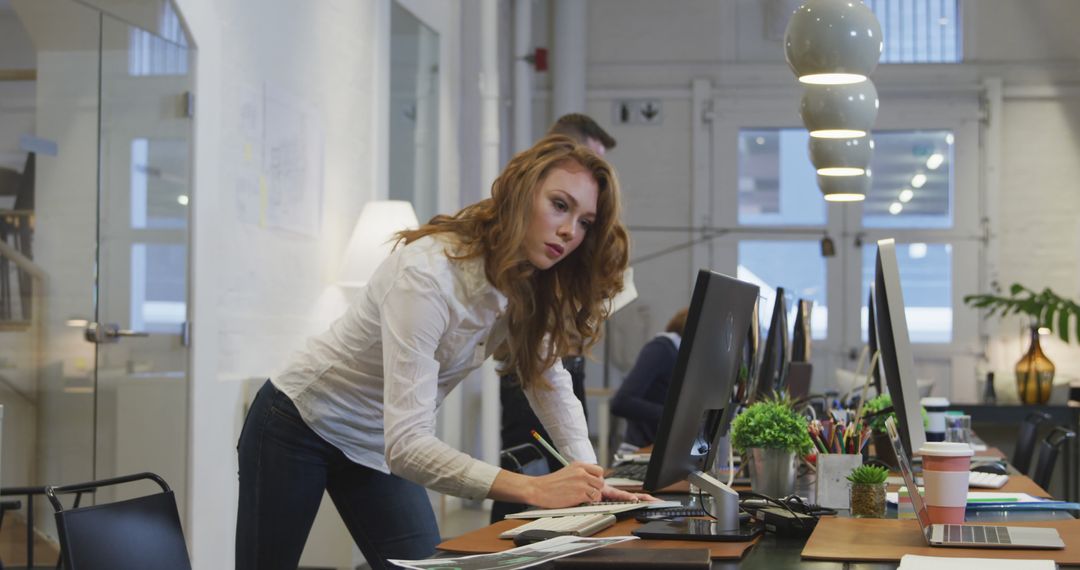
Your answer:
[945,524,1012,545]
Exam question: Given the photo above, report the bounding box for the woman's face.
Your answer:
[523,162,598,270]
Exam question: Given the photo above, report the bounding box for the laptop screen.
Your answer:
[885,416,932,533]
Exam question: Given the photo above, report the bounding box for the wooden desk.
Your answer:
[959,403,1080,501]
[438,517,760,560]
[437,471,1068,569]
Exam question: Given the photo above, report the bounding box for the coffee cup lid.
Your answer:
[918,442,973,457]
[921,397,951,409]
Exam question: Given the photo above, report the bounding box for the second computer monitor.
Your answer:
[791,299,813,363]
[752,287,789,402]
[874,239,927,459]
[642,270,760,492]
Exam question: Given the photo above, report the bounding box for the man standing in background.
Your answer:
[492,114,618,522]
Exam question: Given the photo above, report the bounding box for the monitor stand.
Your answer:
[632,471,763,542]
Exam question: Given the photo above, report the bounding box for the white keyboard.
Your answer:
[499,513,616,539]
[969,471,1008,489]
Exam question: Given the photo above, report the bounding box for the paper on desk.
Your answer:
[898,554,1054,570]
[505,500,681,519]
[389,535,639,570]
[887,491,1049,505]
[604,477,644,486]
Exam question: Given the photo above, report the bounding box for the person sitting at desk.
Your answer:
[611,308,688,451]
[234,135,649,570]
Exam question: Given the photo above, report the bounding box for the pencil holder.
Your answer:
[815,454,864,509]
[849,482,887,518]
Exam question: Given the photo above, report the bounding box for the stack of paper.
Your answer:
[898,554,1054,569]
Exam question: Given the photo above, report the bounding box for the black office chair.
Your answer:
[1031,426,1077,493]
[45,472,190,570]
[0,485,93,570]
[1012,411,1052,475]
[490,443,549,524]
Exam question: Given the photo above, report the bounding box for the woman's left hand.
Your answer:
[599,483,657,503]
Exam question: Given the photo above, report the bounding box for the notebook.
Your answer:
[885,417,1064,550]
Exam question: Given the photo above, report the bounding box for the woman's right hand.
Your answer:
[528,461,605,508]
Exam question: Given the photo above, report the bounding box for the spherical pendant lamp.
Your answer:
[818,171,871,202]
[800,80,878,139]
[809,136,872,176]
[784,0,883,85]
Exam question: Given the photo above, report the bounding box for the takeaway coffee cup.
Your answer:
[921,397,950,442]
[918,441,973,524]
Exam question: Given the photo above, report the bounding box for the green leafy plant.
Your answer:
[964,284,1080,344]
[862,394,929,434]
[731,396,814,455]
[846,464,888,485]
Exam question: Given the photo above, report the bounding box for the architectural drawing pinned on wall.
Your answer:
[227,80,325,236]
[263,85,324,237]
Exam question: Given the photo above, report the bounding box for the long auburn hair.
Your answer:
[396,134,629,390]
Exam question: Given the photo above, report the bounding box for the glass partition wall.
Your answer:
[0,1,193,564]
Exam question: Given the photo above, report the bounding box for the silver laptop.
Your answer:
[885,417,1064,549]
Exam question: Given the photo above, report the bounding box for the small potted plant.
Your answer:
[847,464,888,518]
[731,394,814,497]
[863,394,928,469]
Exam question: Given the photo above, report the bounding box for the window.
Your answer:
[738,129,826,226]
[738,241,828,340]
[128,3,189,76]
[867,0,961,63]
[863,130,954,229]
[860,242,953,343]
[736,126,960,347]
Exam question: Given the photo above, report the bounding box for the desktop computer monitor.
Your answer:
[791,299,813,362]
[638,270,759,538]
[751,287,789,402]
[873,239,927,459]
[866,289,883,396]
[734,297,761,403]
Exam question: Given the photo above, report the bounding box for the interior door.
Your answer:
[90,12,193,516]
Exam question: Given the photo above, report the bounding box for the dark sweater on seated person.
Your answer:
[611,333,680,448]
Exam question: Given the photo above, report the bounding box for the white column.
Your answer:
[552,0,586,116]
[479,0,501,466]
[513,0,533,152]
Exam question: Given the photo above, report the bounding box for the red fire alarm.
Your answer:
[531,47,548,72]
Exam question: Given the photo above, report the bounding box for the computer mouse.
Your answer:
[512,529,569,546]
[971,462,1008,475]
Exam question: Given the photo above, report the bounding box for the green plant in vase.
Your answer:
[730,395,814,456]
[862,394,928,469]
[731,394,814,498]
[862,394,929,434]
[847,464,888,518]
[964,284,1080,404]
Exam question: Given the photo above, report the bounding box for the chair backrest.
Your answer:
[1031,426,1077,493]
[1012,411,1052,475]
[499,442,548,477]
[46,472,191,570]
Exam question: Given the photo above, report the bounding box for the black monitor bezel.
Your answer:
[642,270,759,492]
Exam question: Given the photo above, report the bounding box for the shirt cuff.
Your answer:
[460,458,502,501]
[563,440,598,465]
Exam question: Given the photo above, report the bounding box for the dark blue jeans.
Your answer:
[236,380,440,570]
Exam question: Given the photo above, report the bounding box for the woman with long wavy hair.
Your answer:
[235,135,644,569]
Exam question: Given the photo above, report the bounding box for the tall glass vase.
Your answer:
[1016,326,1054,405]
